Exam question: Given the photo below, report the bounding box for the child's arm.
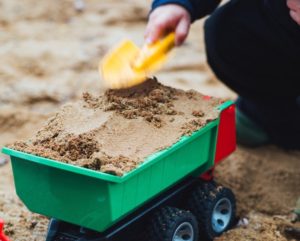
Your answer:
[145,0,221,45]
[287,0,300,25]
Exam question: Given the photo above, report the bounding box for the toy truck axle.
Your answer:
[46,178,236,241]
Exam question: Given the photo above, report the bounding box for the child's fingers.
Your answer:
[290,10,300,25]
[287,0,300,25]
[175,17,191,45]
[145,4,191,44]
[145,16,168,44]
[287,0,300,10]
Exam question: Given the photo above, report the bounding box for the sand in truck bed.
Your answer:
[10,78,221,176]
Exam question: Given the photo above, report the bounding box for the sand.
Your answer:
[10,79,220,176]
[0,0,299,240]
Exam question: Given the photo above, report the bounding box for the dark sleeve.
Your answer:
[151,0,221,22]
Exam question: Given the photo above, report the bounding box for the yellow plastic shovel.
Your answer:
[100,33,175,89]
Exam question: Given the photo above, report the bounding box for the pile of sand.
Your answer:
[11,79,221,176]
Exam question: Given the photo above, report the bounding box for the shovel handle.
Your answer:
[133,32,175,70]
[151,32,175,54]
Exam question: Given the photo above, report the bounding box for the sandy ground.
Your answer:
[0,0,299,240]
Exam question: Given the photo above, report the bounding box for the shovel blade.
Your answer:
[100,33,175,89]
[100,40,147,89]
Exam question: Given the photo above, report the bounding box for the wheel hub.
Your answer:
[212,197,232,233]
[172,222,194,241]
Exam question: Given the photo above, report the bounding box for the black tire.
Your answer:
[148,206,199,241]
[45,219,60,241]
[187,181,236,241]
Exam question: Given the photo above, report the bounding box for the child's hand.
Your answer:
[145,4,191,46]
[287,0,300,25]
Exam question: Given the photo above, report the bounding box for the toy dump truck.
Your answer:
[2,100,236,241]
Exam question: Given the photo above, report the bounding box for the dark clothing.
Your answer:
[151,0,300,149]
[204,0,300,99]
[236,97,300,149]
[204,0,300,149]
[265,0,300,37]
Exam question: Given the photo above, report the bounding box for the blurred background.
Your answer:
[0,0,299,240]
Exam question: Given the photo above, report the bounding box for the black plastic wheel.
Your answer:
[148,206,199,241]
[186,181,236,241]
[46,219,61,241]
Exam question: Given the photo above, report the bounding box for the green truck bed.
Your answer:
[2,101,232,232]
